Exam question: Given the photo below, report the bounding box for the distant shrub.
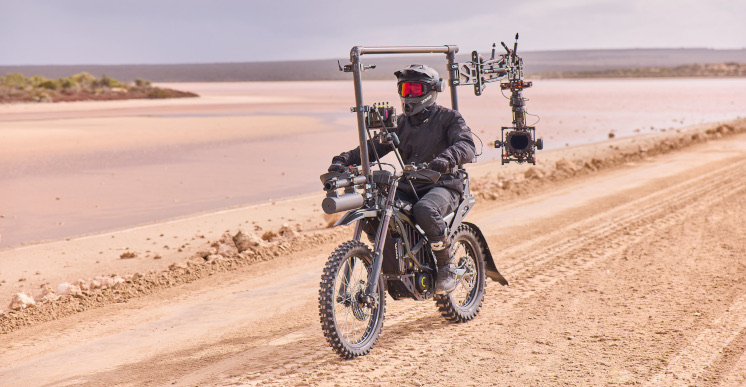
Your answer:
[33,90,52,102]
[537,62,746,79]
[59,77,77,89]
[72,72,97,87]
[1,72,196,103]
[2,73,30,89]
[147,88,171,99]
[100,74,123,88]
[134,78,151,87]
[29,75,50,87]
[38,80,59,90]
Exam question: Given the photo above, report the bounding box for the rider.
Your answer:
[327,64,476,295]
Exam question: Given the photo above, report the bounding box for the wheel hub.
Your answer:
[351,292,371,321]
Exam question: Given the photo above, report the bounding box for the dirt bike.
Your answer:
[318,162,508,358]
[317,44,514,359]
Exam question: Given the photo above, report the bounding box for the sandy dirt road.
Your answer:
[1,132,745,386]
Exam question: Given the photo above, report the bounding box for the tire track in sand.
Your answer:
[473,159,746,311]
[390,160,746,330]
[500,159,746,280]
[643,292,746,385]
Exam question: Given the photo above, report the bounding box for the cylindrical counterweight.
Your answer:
[322,193,365,214]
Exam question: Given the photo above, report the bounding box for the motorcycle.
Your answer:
[317,43,516,359]
[319,162,508,358]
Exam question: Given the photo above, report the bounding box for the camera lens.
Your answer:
[507,131,531,150]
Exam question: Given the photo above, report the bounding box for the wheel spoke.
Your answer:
[332,254,375,345]
[450,240,477,306]
[434,227,486,324]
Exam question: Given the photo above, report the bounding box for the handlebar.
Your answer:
[320,161,443,193]
[324,175,367,191]
[402,164,441,183]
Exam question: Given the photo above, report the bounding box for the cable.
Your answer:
[471,131,485,157]
[499,83,510,100]
[365,127,384,171]
[376,162,397,174]
[526,111,541,127]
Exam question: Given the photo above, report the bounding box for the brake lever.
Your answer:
[406,168,441,184]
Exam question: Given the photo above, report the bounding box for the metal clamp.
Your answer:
[350,106,371,113]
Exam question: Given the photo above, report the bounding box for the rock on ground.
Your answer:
[524,167,545,180]
[555,159,577,174]
[9,293,36,310]
[215,232,239,257]
[261,230,279,242]
[233,230,266,252]
[35,287,59,303]
[278,223,299,241]
[56,283,82,296]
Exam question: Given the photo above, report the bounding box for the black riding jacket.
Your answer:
[332,104,476,196]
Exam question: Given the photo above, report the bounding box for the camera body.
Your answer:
[494,76,542,164]
[495,126,543,165]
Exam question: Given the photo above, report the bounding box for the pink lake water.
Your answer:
[1,78,745,247]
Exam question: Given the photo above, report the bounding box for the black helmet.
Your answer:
[395,64,444,116]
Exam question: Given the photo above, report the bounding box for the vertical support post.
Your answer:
[446,48,459,111]
[350,47,370,180]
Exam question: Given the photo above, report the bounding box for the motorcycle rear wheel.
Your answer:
[319,240,386,358]
[435,224,486,322]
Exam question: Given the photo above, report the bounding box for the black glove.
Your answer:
[428,157,450,173]
[328,161,346,173]
[328,155,349,173]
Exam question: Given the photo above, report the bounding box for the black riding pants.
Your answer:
[409,187,460,242]
[361,186,460,243]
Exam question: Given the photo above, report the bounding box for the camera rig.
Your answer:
[456,34,543,164]
[335,36,541,191]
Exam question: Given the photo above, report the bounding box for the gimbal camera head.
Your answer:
[457,33,543,164]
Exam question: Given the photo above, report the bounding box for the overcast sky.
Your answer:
[1,0,744,65]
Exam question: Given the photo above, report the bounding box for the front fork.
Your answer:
[362,181,399,307]
[336,216,365,301]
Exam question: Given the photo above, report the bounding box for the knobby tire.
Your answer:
[434,224,487,322]
[318,240,386,359]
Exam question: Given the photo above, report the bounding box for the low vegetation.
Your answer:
[0,72,198,103]
[535,62,746,79]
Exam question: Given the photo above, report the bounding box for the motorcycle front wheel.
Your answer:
[318,240,386,359]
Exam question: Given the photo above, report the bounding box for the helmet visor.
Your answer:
[398,82,427,98]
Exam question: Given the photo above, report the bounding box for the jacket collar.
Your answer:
[407,104,438,126]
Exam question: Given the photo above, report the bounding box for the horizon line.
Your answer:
[2,47,746,67]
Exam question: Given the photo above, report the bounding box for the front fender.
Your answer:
[333,208,379,227]
[463,222,508,286]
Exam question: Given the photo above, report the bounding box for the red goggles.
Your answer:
[398,82,427,98]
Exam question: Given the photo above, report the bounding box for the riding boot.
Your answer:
[431,240,457,295]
